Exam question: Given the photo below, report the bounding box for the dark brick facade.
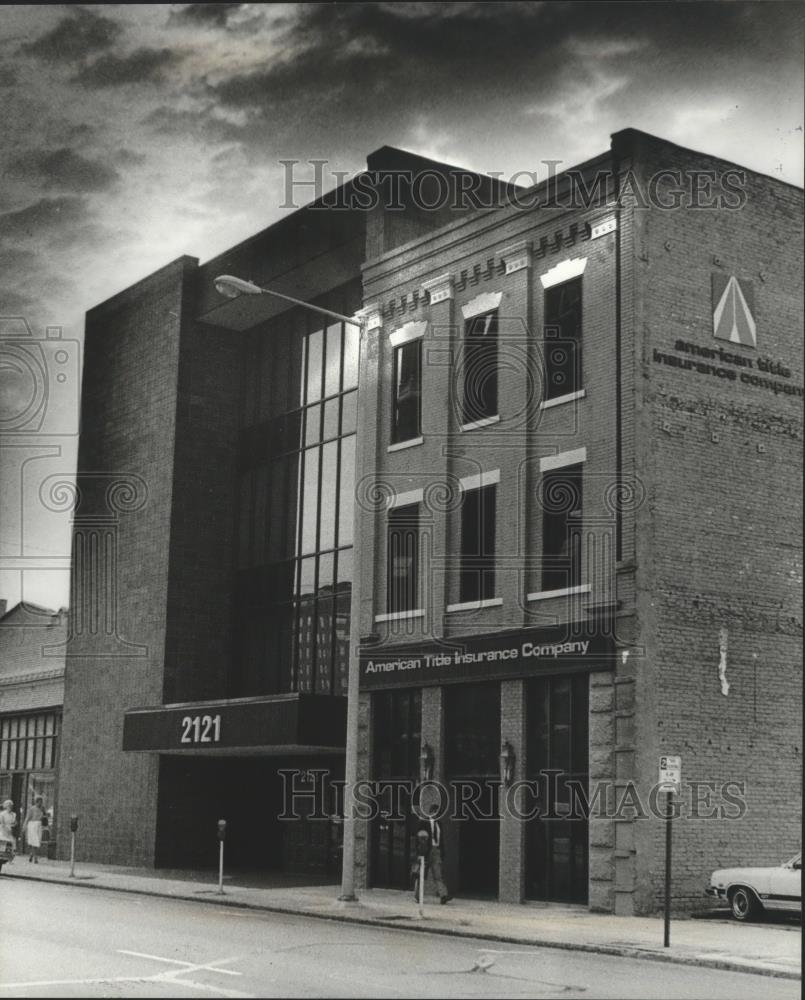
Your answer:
[57,131,801,909]
[353,130,802,914]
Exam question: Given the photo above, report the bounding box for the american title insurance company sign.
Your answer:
[359,624,614,690]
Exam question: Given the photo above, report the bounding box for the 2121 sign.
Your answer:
[180,714,222,744]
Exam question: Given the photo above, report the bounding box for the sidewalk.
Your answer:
[3,858,800,980]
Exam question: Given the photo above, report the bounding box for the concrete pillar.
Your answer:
[499,678,526,902]
[588,669,616,912]
[420,686,449,895]
[352,690,372,891]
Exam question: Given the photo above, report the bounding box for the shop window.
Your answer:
[544,278,582,399]
[541,464,583,591]
[387,504,419,613]
[462,311,498,424]
[391,340,422,444]
[459,484,497,602]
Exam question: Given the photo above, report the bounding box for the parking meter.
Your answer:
[217,819,226,894]
[69,815,78,877]
[415,829,429,915]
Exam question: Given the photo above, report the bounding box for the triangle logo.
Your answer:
[712,274,757,348]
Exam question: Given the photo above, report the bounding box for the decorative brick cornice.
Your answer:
[374,217,599,318]
[500,240,532,275]
[421,272,454,305]
[355,302,383,332]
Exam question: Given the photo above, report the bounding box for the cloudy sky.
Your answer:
[0,1,803,611]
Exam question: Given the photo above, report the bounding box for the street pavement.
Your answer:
[0,879,800,999]
[0,857,799,986]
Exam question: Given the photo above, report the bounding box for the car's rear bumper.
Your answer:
[705,886,726,898]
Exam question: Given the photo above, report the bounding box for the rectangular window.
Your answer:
[544,278,582,399]
[387,503,419,613]
[391,340,421,443]
[459,484,496,602]
[462,311,498,424]
[541,464,583,591]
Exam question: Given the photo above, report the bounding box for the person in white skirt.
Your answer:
[22,796,45,863]
[0,799,16,855]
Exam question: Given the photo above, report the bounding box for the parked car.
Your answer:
[706,852,801,921]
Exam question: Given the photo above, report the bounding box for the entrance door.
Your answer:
[445,682,501,898]
[369,689,421,889]
[525,673,589,903]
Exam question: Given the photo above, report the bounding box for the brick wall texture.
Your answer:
[355,130,802,914]
[57,257,196,865]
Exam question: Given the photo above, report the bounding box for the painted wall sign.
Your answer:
[359,624,614,690]
[712,274,757,348]
[652,340,803,398]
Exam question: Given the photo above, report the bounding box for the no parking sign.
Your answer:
[659,755,682,793]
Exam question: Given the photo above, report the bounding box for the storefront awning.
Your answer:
[122,693,346,755]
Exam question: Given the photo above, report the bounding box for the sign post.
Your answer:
[217,819,227,895]
[415,829,429,919]
[658,756,681,948]
[69,814,78,878]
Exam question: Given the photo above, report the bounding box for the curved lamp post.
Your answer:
[214,274,366,902]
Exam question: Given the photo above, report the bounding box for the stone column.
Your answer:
[588,669,616,911]
[420,685,448,894]
[499,678,526,902]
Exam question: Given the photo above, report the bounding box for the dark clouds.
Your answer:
[207,2,802,115]
[168,4,245,29]
[0,196,90,240]
[20,6,122,62]
[144,105,246,144]
[8,148,120,193]
[75,47,182,87]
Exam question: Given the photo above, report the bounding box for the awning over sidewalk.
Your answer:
[122,693,346,755]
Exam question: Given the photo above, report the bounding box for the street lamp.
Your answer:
[213,274,367,903]
[214,275,359,326]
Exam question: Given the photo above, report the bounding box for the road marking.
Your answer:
[0,954,253,998]
[118,950,243,975]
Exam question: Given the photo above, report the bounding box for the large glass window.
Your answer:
[234,288,359,698]
[459,484,496,603]
[544,278,582,400]
[391,340,421,444]
[541,464,583,591]
[0,713,59,772]
[462,311,498,424]
[387,504,419,613]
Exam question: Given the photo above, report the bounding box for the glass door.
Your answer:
[370,689,421,889]
[445,681,501,898]
[525,673,589,903]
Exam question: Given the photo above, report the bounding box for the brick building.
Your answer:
[57,129,802,913]
[0,600,66,855]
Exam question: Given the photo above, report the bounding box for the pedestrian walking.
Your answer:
[22,796,46,863]
[0,799,17,871]
[414,803,452,904]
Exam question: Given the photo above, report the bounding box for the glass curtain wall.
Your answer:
[234,285,360,698]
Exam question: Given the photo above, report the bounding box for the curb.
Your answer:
[5,869,800,982]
